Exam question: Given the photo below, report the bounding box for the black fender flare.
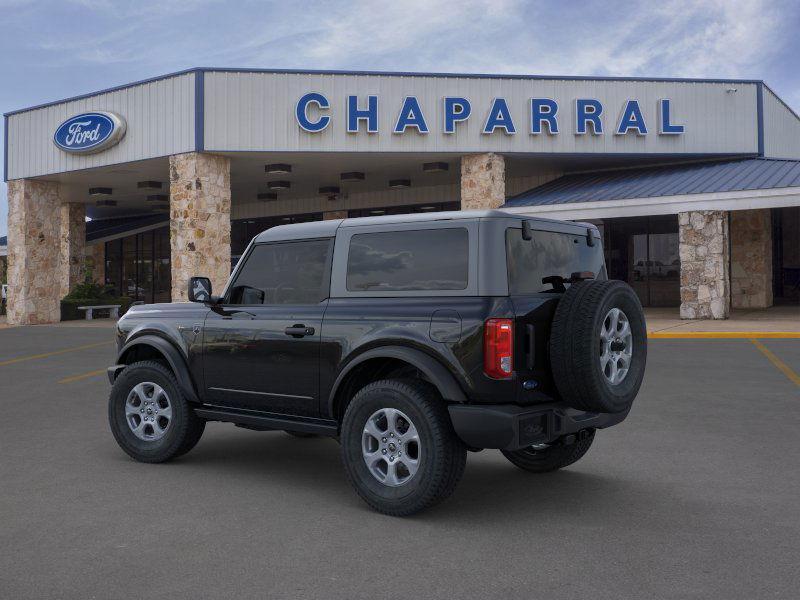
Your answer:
[115,335,200,404]
[327,345,467,416]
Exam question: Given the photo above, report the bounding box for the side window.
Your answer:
[346,228,468,292]
[228,239,331,305]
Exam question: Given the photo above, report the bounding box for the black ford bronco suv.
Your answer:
[108,210,646,516]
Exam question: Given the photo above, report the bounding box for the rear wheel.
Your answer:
[501,430,595,473]
[108,361,205,463]
[340,379,466,516]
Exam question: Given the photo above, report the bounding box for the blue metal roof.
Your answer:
[503,158,800,207]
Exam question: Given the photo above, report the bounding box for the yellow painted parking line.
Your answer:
[751,339,800,388]
[0,341,112,367]
[648,331,800,339]
[58,368,107,384]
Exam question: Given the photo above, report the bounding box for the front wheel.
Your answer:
[340,379,466,516]
[108,361,205,463]
[501,430,595,473]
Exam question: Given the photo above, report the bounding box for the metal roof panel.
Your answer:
[504,158,800,207]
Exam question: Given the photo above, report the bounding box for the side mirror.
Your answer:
[188,277,212,303]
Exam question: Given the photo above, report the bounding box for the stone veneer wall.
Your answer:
[460,153,505,210]
[59,203,86,299]
[7,179,62,325]
[679,210,730,319]
[169,152,231,302]
[730,209,773,309]
[86,242,105,285]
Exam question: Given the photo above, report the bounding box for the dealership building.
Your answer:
[3,67,799,325]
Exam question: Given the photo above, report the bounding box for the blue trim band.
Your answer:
[3,114,8,182]
[3,66,769,118]
[756,82,764,157]
[194,69,204,152]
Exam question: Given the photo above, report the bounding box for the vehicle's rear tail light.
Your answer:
[484,318,514,379]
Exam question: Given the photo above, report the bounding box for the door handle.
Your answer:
[284,324,315,338]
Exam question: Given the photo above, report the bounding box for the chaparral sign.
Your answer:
[295,94,685,137]
[53,111,127,154]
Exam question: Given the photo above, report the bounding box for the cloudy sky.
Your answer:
[1,0,798,236]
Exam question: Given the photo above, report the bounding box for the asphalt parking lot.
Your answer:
[1,323,799,599]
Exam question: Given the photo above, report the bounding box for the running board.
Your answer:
[194,406,339,437]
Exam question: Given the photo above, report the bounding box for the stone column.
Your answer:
[324,210,348,220]
[7,179,62,325]
[86,243,105,285]
[169,152,231,302]
[730,209,773,309]
[59,202,86,299]
[679,210,730,319]
[460,153,505,210]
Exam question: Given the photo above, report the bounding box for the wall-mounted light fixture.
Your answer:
[422,162,449,173]
[95,199,117,207]
[89,187,113,196]
[267,181,291,190]
[137,181,162,189]
[146,194,169,202]
[388,179,411,188]
[257,192,278,201]
[265,164,292,174]
[319,186,341,195]
[340,172,365,182]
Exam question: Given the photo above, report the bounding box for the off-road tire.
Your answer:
[108,361,205,463]
[550,280,646,413]
[340,379,467,516]
[501,429,596,473]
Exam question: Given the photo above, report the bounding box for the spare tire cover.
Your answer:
[549,280,647,414]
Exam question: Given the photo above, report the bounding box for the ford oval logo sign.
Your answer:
[53,111,126,154]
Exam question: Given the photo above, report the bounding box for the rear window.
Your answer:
[347,228,468,292]
[506,228,606,294]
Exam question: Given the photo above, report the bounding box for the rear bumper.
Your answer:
[448,402,629,451]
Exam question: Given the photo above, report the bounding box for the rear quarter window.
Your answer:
[346,228,469,292]
[506,228,606,294]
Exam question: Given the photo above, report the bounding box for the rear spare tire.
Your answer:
[549,280,646,414]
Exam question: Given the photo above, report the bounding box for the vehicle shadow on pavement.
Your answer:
[106,428,669,524]
[439,461,646,522]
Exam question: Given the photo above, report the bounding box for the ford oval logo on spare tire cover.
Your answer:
[53,111,127,154]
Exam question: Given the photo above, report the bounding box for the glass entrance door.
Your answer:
[105,227,171,304]
[601,215,679,307]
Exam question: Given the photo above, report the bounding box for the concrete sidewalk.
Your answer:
[646,305,800,336]
[0,315,117,330]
